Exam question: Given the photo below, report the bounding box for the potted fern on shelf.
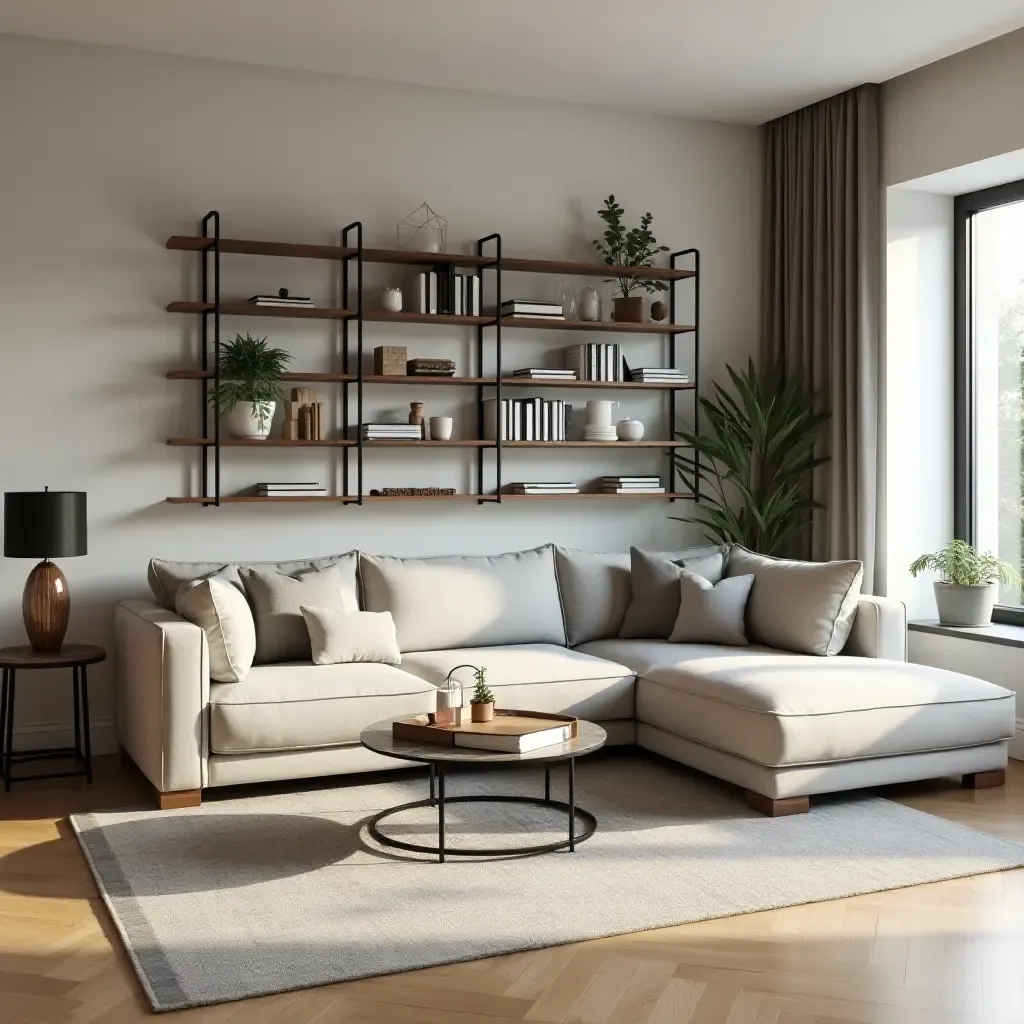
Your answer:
[909,540,1020,626]
[470,667,495,723]
[210,333,292,440]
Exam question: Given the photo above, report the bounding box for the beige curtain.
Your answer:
[761,83,881,590]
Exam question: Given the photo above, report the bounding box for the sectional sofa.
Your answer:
[115,543,1016,815]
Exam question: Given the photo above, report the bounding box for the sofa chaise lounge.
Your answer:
[115,544,1016,815]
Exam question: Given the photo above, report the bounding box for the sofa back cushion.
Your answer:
[725,545,864,656]
[360,545,566,652]
[148,552,359,610]
[554,548,631,647]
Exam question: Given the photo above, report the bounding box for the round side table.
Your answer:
[0,644,105,792]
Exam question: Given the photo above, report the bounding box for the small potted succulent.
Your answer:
[469,666,495,723]
[210,333,291,440]
[593,195,669,323]
[909,539,1020,626]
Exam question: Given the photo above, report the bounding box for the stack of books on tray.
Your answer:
[408,269,481,316]
[565,343,622,381]
[257,482,327,497]
[601,476,666,494]
[506,481,579,495]
[484,398,570,441]
[248,291,313,308]
[363,423,423,441]
[501,300,563,320]
[406,357,455,377]
[511,368,577,381]
[392,711,579,753]
[628,367,689,384]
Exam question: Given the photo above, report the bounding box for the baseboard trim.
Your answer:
[1010,719,1024,762]
[13,719,117,757]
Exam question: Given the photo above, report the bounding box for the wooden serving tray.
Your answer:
[393,709,579,747]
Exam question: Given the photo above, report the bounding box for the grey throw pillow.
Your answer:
[669,571,753,647]
[239,564,357,664]
[725,545,864,656]
[618,545,729,639]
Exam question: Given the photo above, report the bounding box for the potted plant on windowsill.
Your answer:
[909,540,1020,626]
[593,195,669,323]
[210,333,292,440]
[469,667,495,723]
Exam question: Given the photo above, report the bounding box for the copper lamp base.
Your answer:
[23,559,70,653]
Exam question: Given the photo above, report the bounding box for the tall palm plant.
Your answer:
[670,359,830,556]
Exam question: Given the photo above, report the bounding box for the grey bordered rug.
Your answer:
[71,754,1024,1012]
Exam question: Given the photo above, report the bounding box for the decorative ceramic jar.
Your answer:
[586,399,619,428]
[612,296,645,323]
[616,418,645,441]
[227,401,275,440]
[579,286,601,322]
[429,416,453,441]
[650,300,668,322]
[381,287,403,313]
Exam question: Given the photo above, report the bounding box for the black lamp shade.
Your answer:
[4,491,87,559]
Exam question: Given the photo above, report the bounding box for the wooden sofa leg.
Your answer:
[745,790,810,817]
[963,769,1006,790]
[156,788,202,810]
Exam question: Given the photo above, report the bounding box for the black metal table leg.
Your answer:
[72,665,82,763]
[3,670,15,793]
[429,762,436,806]
[0,669,7,791]
[544,763,551,802]
[438,763,446,863]
[568,756,576,852]
[80,663,93,784]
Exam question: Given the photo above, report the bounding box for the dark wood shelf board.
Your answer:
[501,316,693,334]
[166,495,357,504]
[500,257,693,281]
[166,301,356,320]
[361,248,493,269]
[363,374,495,387]
[363,494,498,503]
[501,492,694,501]
[167,438,353,447]
[167,370,354,381]
[364,310,495,327]
[500,377,694,391]
[364,440,492,448]
[502,441,684,448]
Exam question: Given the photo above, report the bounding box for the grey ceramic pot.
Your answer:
[933,581,998,627]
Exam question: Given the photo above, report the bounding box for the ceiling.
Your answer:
[3,0,1024,124]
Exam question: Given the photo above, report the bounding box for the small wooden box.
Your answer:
[374,346,407,376]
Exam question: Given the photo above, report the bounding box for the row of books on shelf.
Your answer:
[507,477,665,496]
[409,269,482,316]
[483,398,570,442]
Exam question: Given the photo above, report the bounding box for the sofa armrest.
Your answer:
[115,599,210,793]
[843,595,907,661]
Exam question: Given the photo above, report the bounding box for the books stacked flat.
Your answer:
[506,481,580,496]
[408,269,481,316]
[257,482,327,497]
[501,300,563,320]
[248,291,313,308]
[484,398,570,441]
[629,368,689,384]
[407,357,455,377]
[511,368,577,381]
[363,423,423,441]
[564,343,622,382]
[601,476,666,495]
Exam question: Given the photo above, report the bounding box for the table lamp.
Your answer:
[4,489,87,653]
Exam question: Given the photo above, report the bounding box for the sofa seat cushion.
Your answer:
[209,663,437,755]
[401,644,636,721]
[633,651,1015,768]
[576,638,779,677]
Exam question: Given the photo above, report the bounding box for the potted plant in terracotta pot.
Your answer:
[210,332,291,440]
[469,667,495,723]
[909,539,1020,626]
[593,195,669,323]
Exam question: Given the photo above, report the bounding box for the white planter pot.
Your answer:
[227,401,275,440]
[933,581,998,627]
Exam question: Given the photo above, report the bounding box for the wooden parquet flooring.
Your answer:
[2,757,1024,1023]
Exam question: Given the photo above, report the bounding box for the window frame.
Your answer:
[954,176,1024,626]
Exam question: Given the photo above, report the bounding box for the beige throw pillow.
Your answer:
[175,575,256,682]
[239,564,356,664]
[669,571,752,647]
[725,545,864,656]
[300,607,402,666]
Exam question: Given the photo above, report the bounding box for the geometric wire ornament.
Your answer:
[396,202,447,254]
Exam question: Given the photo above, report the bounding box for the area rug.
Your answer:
[71,754,1024,1012]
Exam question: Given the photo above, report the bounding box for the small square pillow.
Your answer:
[175,574,256,682]
[300,607,402,666]
[618,545,729,639]
[239,564,356,664]
[669,571,753,647]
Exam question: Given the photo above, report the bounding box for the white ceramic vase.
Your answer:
[616,418,644,441]
[227,401,275,440]
[381,287,403,313]
[429,416,453,441]
[579,286,601,322]
[586,399,619,427]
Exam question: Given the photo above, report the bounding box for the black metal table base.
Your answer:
[368,758,596,863]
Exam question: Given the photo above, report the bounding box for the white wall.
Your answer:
[0,35,762,748]
[883,26,1024,186]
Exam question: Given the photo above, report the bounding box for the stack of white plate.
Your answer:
[582,426,618,442]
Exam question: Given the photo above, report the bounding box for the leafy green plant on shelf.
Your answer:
[592,194,669,298]
[909,540,1019,587]
[209,333,292,435]
[670,359,830,556]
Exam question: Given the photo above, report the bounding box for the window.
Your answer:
[955,178,1024,621]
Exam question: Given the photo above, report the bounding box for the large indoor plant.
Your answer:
[909,540,1019,626]
[592,195,669,323]
[210,333,291,440]
[670,359,830,555]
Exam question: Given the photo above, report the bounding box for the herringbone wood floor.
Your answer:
[2,757,1024,1023]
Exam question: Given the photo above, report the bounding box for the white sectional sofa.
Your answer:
[115,544,1016,815]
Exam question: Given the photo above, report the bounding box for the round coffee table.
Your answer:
[360,717,607,862]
